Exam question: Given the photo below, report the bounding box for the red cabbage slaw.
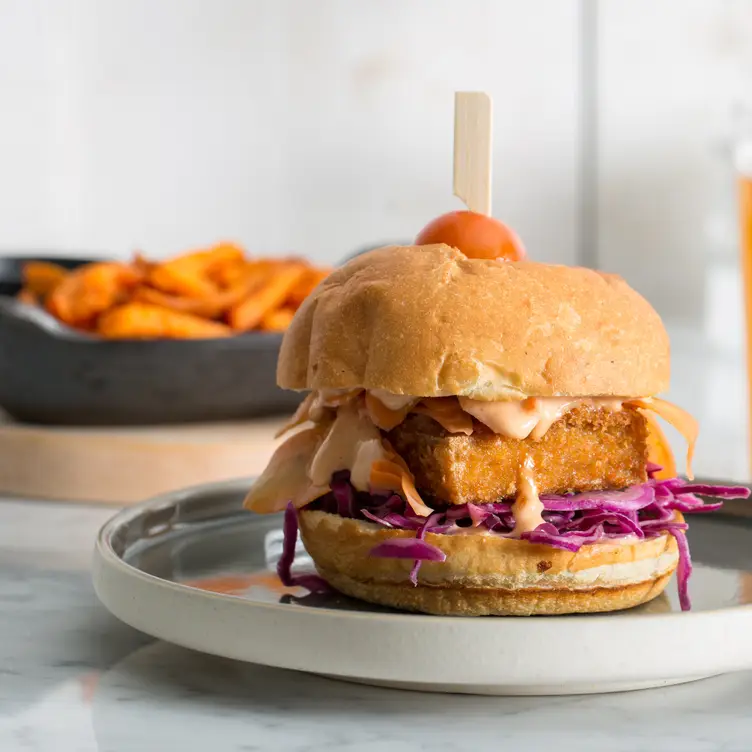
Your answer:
[277,504,332,594]
[280,464,749,611]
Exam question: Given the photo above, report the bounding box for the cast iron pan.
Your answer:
[0,256,303,425]
[0,243,407,426]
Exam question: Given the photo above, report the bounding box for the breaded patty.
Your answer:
[387,406,648,505]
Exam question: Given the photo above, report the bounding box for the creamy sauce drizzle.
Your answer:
[512,453,544,535]
[350,438,387,489]
[257,387,698,535]
[458,396,624,440]
[301,389,630,442]
[308,403,385,490]
[369,388,416,411]
[308,388,363,421]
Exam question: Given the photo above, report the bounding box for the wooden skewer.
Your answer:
[453,91,493,215]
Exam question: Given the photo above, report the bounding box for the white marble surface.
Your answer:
[1,498,751,752]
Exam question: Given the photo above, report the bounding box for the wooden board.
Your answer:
[0,417,287,504]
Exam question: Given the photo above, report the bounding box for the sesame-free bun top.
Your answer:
[278,244,670,399]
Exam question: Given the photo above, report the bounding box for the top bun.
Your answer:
[277,244,669,399]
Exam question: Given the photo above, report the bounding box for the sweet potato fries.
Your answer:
[17,243,331,339]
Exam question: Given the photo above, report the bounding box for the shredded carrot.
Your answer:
[642,411,678,480]
[627,397,698,479]
[413,397,474,435]
[364,392,416,430]
[371,444,433,516]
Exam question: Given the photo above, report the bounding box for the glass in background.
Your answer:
[736,110,752,476]
[669,103,749,483]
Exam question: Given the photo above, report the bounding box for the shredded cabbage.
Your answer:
[277,504,332,593]
[300,468,749,611]
[369,538,446,562]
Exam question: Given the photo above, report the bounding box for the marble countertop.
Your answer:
[1,498,751,751]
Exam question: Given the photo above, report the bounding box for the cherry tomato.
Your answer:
[415,210,526,261]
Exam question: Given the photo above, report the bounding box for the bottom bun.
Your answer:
[297,510,681,616]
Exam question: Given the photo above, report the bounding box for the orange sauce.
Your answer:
[182,573,296,596]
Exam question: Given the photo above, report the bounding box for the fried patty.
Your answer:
[387,406,648,505]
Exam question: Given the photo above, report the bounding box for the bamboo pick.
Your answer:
[453,91,493,215]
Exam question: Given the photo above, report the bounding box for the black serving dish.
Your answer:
[0,256,303,425]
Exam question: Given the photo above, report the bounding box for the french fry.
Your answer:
[18,242,327,338]
[207,242,245,261]
[228,264,307,331]
[46,262,143,327]
[259,306,296,332]
[131,275,261,320]
[16,288,38,305]
[208,254,251,288]
[285,267,331,307]
[131,252,155,275]
[132,259,275,319]
[98,302,232,339]
[131,286,215,316]
[210,259,276,291]
[148,243,244,298]
[148,264,217,299]
[163,243,244,270]
[22,261,68,298]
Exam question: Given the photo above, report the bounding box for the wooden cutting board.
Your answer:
[0,417,287,504]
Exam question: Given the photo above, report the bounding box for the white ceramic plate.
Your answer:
[92,478,752,696]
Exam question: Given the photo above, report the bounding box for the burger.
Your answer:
[244,241,748,615]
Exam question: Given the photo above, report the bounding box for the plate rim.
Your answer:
[94,477,752,626]
[91,477,752,693]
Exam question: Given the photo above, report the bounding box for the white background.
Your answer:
[0,0,579,265]
[1,0,751,476]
